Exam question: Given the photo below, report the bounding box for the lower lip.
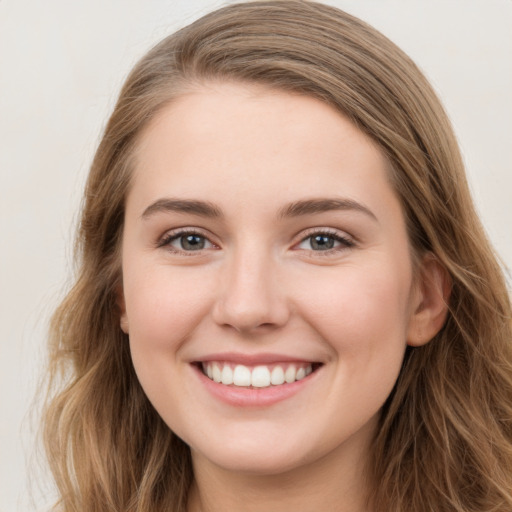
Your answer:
[192,365,319,407]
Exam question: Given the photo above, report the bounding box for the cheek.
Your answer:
[292,260,412,355]
[123,263,217,416]
[123,262,216,353]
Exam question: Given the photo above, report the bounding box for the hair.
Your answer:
[42,1,512,511]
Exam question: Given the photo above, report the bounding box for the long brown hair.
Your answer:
[43,1,512,510]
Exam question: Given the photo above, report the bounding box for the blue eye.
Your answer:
[309,234,336,251]
[174,234,207,250]
[160,231,215,252]
[297,232,354,251]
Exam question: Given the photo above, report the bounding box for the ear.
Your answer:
[407,253,451,347]
[117,285,129,334]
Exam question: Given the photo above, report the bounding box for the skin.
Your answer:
[119,83,449,512]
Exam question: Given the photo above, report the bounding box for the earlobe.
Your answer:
[120,313,129,334]
[117,286,129,334]
[407,253,451,347]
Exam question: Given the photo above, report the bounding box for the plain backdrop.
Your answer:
[1,1,511,510]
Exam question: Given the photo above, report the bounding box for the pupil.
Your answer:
[312,235,334,250]
[182,235,205,250]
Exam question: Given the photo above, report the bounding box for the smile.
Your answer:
[201,362,315,388]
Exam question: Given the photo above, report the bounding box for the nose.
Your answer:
[211,248,290,334]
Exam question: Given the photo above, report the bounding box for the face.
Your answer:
[120,83,420,476]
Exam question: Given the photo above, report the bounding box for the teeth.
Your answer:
[251,366,270,387]
[212,363,222,383]
[221,365,233,385]
[284,365,296,383]
[233,365,252,386]
[270,366,285,385]
[202,362,314,388]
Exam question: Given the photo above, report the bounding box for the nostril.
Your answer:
[222,319,282,334]
[211,277,291,332]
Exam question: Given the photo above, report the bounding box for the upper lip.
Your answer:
[192,352,321,365]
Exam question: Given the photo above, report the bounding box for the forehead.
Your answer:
[129,82,399,221]
[136,82,382,164]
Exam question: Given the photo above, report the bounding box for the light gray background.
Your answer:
[1,1,511,510]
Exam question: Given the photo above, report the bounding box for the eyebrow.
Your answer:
[141,197,377,222]
[141,198,223,219]
[278,198,377,221]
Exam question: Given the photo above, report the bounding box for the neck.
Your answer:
[187,428,374,512]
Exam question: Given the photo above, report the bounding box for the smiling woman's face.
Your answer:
[120,83,422,476]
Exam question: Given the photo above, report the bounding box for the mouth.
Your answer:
[197,361,323,388]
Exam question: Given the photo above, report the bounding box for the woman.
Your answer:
[43,1,512,511]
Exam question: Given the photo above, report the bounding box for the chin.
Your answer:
[190,433,314,476]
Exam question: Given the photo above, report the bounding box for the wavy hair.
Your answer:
[43,1,512,510]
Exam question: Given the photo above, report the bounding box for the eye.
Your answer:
[296,231,354,252]
[159,230,216,253]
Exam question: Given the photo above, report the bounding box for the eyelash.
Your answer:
[157,228,355,255]
[157,228,218,255]
[294,228,355,255]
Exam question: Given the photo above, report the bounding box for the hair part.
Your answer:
[43,1,512,511]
